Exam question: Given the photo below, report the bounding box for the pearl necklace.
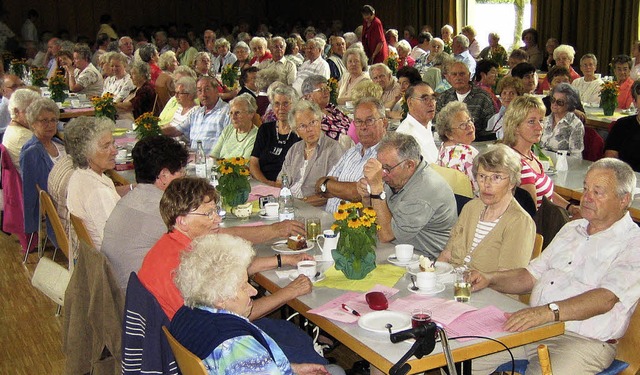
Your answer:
[275,124,291,144]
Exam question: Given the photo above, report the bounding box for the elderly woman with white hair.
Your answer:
[440,24,454,53]
[537,44,580,93]
[65,116,122,250]
[396,40,415,69]
[540,82,585,156]
[165,76,198,132]
[438,144,535,273]
[169,233,344,375]
[278,101,345,206]
[158,50,179,74]
[337,47,370,105]
[369,63,402,110]
[115,61,156,120]
[103,53,136,102]
[249,36,272,67]
[301,75,351,140]
[2,88,40,170]
[211,38,237,74]
[232,41,251,72]
[210,93,258,159]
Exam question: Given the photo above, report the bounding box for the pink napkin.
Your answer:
[248,185,281,202]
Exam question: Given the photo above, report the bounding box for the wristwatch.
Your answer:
[548,303,560,321]
[319,178,330,193]
[370,191,386,200]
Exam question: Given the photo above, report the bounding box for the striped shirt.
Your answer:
[177,99,231,154]
[520,157,554,208]
[471,219,498,252]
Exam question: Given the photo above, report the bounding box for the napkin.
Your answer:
[314,264,406,291]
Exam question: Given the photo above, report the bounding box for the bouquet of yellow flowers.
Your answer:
[385,51,399,75]
[221,64,240,90]
[134,112,161,139]
[216,157,251,207]
[31,67,46,87]
[331,201,379,279]
[328,77,339,105]
[48,74,68,103]
[600,80,619,116]
[91,92,117,121]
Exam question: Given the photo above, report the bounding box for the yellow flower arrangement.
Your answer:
[31,67,46,87]
[91,92,117,121]
[600,80,619,116]
[48,74,68,103]
[221,64,240,90]
[385,51,399,75]
[328,77,339,105]
[331,200,379,279]
[215,157,251,207]
[134,112,161,139]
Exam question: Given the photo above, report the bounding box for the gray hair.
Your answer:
[158,50,177,70]
[271,85,299,103]
[266,81,287,102]
[588,158,636,206]
[307,37,325,52]
[550,83,581,112]
[138,43,157,63]
[194,51,211,65]
[64,116,115,168]
[435,101,471,143]
[441,25,454,34]
[100,51,117,65]
[580,53,597,66]
[73,43,92,62]
[396,40,411,54]
[255,69,284,92]
[370,63,392,77]
[271,36,286,49]
[288,100,323,131]
[131,61,151,81]
[230,93,258,114]
[453,34,470,48]
[553,44,575,61]
[25,97,59,125]
[354,96,385,118]
[214,38,230,49]
[8,88,40,120]
[108,52,128,66]
[386,29,398,39]
[173,65,197,80]
[175,234,255,309]
[249,36,267,49]
[234,41,250,53]
[378,132,421,163]
[343,47,368,71]
[472,143,522,186]
[343,32,358,46]
[175,76,197,95]
[301,75,328,96]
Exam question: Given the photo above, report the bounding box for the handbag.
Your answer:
[31,257,71,306]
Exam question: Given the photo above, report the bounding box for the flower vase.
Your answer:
[331,247,376,280]
[221,177,251,208]
[51,90,67,104]
[601,100,616,116]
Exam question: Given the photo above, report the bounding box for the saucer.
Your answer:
[407,283,445,295]
[406,261,454,276]
[271,240,314,253]
[260,213,279,220]
[289,271,326,283]
[387,254,420,266]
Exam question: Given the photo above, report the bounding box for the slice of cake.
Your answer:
[287,235,307,250]
[419,255,436,272]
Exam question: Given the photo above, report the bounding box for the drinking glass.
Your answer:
[454,270,471,302]
[411,308,432,328]
[306,217,321,241]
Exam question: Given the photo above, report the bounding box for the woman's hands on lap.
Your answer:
[291,363,331,375]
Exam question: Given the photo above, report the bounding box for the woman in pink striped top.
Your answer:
[502,96,580,217]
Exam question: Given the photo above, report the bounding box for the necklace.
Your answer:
[463,202,511,266]
[514,148,534,161]
[11,120,29,129]
[235,129,250,142]
[275,124,291,145]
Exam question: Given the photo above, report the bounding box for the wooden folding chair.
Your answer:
[519,234,543,305]
[69,213,96,249]
[162,326,208,375]
[38,187,69,260]
[104,169,131,187]
[598,305,640,374]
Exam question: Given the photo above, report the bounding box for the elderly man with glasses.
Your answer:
[316,97,387,213]
[356,132,457,258]
[396,81,439,162]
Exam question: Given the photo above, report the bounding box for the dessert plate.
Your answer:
[271,240,314,253]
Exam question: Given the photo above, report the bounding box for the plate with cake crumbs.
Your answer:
[406,261,454,276]
[271,239,315,253]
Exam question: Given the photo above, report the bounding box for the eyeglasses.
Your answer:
[296,119,319,131]
[176,92,190,96]
[37,118,58,125]
[230,110,248,116]
[550,97,566,107]
[312,86,330,93]
[454,118,474,130]
[476,173,509,184]
[187,209,219,220]
[411,94,436,103]
[382,159,407,174]
[353,117,382,128]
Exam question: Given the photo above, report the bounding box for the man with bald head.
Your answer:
[0,75,24,139]
[119,36,135,66]
[45,37,62,78]
[327,36,346,81]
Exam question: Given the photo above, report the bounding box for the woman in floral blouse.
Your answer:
[301,75,351,141]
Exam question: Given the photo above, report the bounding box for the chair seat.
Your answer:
[495,359,528,374]
[597,359,629,375]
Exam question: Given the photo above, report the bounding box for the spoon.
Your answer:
[385,323,393,334]
[410,275,419,291]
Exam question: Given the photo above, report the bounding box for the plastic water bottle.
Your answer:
[279,174,295,221]
[555,150,568,172]
[194,141,208,178]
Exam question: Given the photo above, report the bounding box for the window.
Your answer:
[465,0,532,53]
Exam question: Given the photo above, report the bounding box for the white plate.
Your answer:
[357,311,411,333]
[288,271,326,283]
[271,240,315,253]
[545,168,557,176]
[407,283,445,295]
[406,261,454,276]
[259,213,279,220]
[387,254,420,266]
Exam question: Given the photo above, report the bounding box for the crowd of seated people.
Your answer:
[7,8,640,375]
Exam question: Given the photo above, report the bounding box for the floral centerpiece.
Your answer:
[9,59,29,80]
[385,51,399,75]
[91,92,117,121]
[221,64,240,90]
[31,67,46,87]
[600,80,619,116]
[216,157,251,207]
[134,112,161,139]
[330,201,379,279]
[328,77,339,105]
[48,74,68,103]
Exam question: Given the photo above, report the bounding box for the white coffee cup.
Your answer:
[264,202,279,217]
[395,244,414,262]
[416,271,437,290]
[71,99,80,107]
[297,260,317,279]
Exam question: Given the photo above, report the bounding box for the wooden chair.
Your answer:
[69,213,96,249]
[104,169,130,187]
[598,305,640,375]
[430,164,474,198]
[519,234,543,305]
[162,326,208,375]
[38,187,70,261]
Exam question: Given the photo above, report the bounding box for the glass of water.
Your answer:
[454,270,471,302]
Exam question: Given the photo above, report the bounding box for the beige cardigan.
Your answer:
[446,197,536,273]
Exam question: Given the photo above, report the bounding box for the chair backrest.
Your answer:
[430,164,474,198]
[582,127,604,162]
[69,213,95,249]
[38,187,70,260]
[617,304,640,375]
[519,234,544,305]
[534,196,570,250]
[162,326,208,375]
[104,169,131,187]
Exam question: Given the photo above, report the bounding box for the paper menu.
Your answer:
[389,294,477,325]
[443,305,508,341]
[307,285,400,323]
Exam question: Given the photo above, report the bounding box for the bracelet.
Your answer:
[565,202,572,211]
[276,254,282,268]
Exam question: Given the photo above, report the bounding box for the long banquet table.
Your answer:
[220,197,564,374]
